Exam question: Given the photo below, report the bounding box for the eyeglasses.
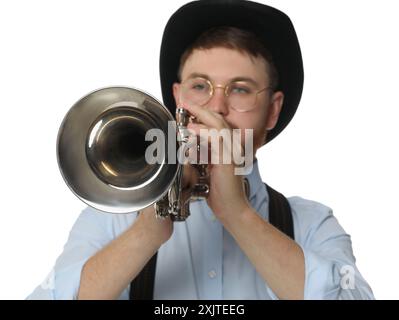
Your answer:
[179,77,270,113]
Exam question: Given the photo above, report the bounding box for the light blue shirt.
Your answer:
[27,160,374,300]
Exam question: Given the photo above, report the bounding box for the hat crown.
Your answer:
[160,0,304,143]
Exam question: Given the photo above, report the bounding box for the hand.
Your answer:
[182,163,198,190]
[182,103,251,220]
[136,204,173,246]
[137,164,200,246]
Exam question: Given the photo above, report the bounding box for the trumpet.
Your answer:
[57,86,210,221]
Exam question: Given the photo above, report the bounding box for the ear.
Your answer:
[172,83,181,107]
[265,91,284,130]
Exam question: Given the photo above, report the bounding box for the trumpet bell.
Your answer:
[57,86,178,214]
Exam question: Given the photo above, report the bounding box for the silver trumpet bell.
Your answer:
[57,86,210,221]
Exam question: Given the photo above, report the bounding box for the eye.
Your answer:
[192,83,206,91]
[230,84,252,94]
[188,79,210,92]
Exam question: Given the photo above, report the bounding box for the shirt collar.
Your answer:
[245,157,268,203]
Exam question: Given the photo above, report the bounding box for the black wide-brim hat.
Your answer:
[160,0,304,143]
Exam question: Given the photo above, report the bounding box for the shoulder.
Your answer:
[287,196,333,220]
[286,196,349,248]
[70,206,137,240]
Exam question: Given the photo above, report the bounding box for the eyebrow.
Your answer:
[186,72,260,86]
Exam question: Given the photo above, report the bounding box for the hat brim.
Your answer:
[160,0,304,143]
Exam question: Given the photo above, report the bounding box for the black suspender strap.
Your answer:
[265,184,295,240]
[129,251,158,300]
[129,184,294,299]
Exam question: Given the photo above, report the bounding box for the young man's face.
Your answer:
[173,47,284,155]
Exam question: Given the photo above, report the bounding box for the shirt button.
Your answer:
[208,270,217,278]
[211,215,217,222]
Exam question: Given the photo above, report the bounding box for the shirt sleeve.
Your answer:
[26,207,118,300]
[295,197,374,299]
[266,197,374,300]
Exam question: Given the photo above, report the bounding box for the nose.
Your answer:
[205,86,229,116]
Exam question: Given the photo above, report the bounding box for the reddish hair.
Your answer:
[177,26,279,91]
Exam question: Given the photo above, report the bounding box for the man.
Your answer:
[28,0,374,300]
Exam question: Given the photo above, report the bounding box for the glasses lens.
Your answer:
[227,82,257,112]
[180,78,212,107]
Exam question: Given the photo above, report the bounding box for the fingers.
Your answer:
[187,122,208,135]
[183,103,226,130]
[182,104,242,166]
[182,164,198,189]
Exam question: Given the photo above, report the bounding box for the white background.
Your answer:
[0,0,398,299]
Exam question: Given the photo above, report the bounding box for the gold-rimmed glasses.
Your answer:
[179,77,270,112]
